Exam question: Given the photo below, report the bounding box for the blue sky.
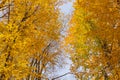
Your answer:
[56,1,76,80]
[59,1,74,15]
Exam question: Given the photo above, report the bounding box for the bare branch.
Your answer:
[51,72,72,80]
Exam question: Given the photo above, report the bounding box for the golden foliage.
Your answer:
[0,0,61,79]
[68,0,120,80]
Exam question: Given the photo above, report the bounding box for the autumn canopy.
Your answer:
[0,0,120,80]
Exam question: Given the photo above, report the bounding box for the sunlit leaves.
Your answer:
[68,0,120,80]
[0,0,62,79]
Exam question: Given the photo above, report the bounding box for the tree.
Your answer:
[0,0,62,79]
[67,0,120,80]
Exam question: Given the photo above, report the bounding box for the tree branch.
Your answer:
[51,72,72,80]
